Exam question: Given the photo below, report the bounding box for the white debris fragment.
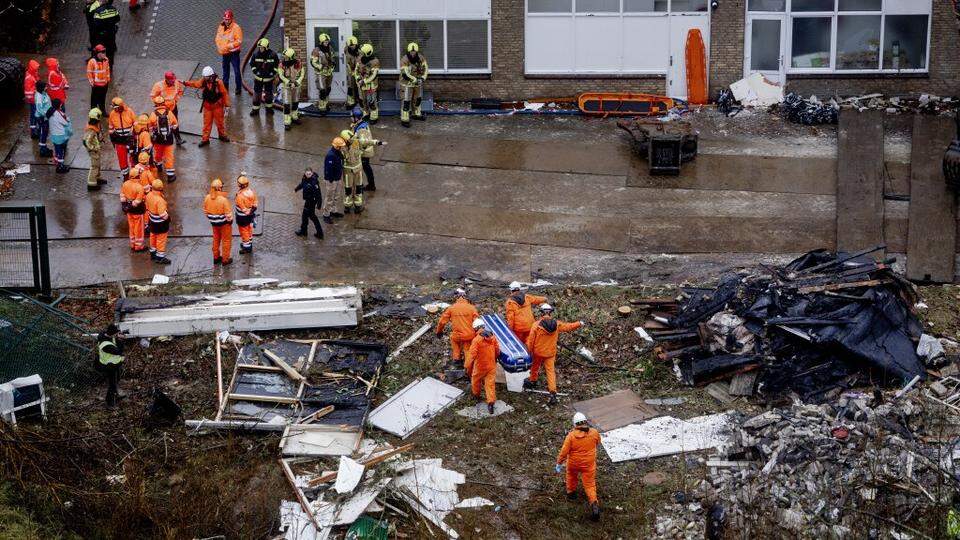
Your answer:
[334,456,365,494]
[634,327,654,343]
[455,497,495,509]
[917,333,945,362]
[729,72,784,107]
[151,274,170,285]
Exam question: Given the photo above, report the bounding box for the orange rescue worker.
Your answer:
[107,97,136,178]
[467,318,500,415]
[145,179,171,264]
[506,281,547,343]
[134,114,152,160]
[434,288,478,363]
[524,304,584,403]
[131,151,157,191]
[24,59,40,138]
[86,44,110,114]
[150,71,185,145]
[120,173,146,251]
[204,178,233,265]
[148,95,178,182]
[184,66,230,146]
[234,174,257,254]
[556,412,601,521]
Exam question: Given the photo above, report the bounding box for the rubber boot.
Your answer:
[590,503,600,522]
[249,106,260,117]
[487,402,495,415]
[548,392,558,405]
[414,97,425,121]
[401,101,411,127]
[522,378,537,390]
[567,492,577,501]
[155,256,171,265]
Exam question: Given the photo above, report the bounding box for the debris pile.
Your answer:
[645,248,926,401]
[779,93,839,125]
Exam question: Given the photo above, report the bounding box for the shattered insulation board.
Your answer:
[301,379,372,428]
[572,390,659,432]
[116,286,362,337]
[313,477,393,527]
[279,500,321,540]
[368,377,463,438]
[239,340,314,369]
[391,459,466,517]
[601,412,735,462]
[232,371,299,399]
[310,341,388,378]
[280,425,363,457]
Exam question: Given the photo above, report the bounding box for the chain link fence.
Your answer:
[0,203,51,297]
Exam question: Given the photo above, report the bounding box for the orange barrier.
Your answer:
[577,93,675,117]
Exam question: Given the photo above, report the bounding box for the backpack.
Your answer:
[201,80,222,104]
[151,113,175,145]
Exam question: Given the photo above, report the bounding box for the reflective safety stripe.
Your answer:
[149,213,167,223]
[112,128,133,136]
[98,339,123,365]
[206,214,229,226]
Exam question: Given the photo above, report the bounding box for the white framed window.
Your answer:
[525,0,708,75]
[353,18,491,73]
[747,0,930,74]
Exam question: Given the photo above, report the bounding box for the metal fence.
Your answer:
[0,290,95,389]
[0,202,51,298]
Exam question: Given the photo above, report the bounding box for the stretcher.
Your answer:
[578,93,674,117]
[481,314,531,373]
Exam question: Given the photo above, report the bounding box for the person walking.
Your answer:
[148,95,178,182]
[234,174,258,253]
[556,412,602,521]
[96,324,126,407]
[107,97,137,178]
[524,304,584,404]
[120,169,146,251]
[184,67,231,146]
[351,108,384,192]
[150,71,186,145]
[215,9,243,94]
[249,39,279,116]
[204,178,233,265]
[23,59,40,138]
[435,288,479,364]
[83,108,106,190]
[86,44,111,114]
[145,179,171,264]
[48,99,73,174]
[310,33,335,114]
[294,167,324,238]
[468,318,500,415]
[321,137,345,223]
[34,81,52,157]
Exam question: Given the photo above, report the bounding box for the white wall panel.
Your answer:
[446,0,491,17]
[305,0,350,19]
[883,0,931,15]
[400,0,445,16]
[525,17,576,72]
[622,16,670,71]
[345,0,395,17]
[574,17,623,71]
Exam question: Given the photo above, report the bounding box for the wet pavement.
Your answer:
[1,1,956,288]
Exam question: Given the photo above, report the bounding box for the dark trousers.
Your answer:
[252,79,275,108]
[222,51,242,91]
[36,117,49,146]
[362,157,375,190]
[172,105,184,143]
[101,363,121,406]
[90,84,108,114]
[300,200,323,234]
[28,104,37,137]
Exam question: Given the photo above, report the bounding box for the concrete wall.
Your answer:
[283,0,960,101]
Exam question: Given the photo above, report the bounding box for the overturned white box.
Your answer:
[0,374,48,426]
[117,286,362,337]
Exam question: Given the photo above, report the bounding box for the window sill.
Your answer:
[786,71,929,80]
[524,73,666,80]
[423,73,492,80]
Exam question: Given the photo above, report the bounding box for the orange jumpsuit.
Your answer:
[131,163,157,191]
[557,427,601,504]
[505,292,547,343]
[434,297,478,362]
[108,106,137,177]
[184,77,230,142]
[150,79,184,110]
[145,190,169,258]
[204,189,233,263]
[468,331,500,405]
[135,121,153,160]
[526,317,582,393]
[120,179,146,250]
[148,107,178,181]
[234,187,258,251]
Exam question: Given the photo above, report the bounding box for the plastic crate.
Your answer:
[649,136,683,176]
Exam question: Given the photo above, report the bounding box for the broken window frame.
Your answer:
[746,0,931,75]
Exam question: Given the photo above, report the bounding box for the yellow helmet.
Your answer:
[339,129,353,140]
[360,43,373,56]
[210,178,224,190]
[152,179,164,191]
[347,36,358,47]
[138,151,150,164]
[137,114,149,125]
[283,48,296,60]
[111,97,124,108]
[152,95,165,106]
[406,42,419,53]
[332,137,346,149]
[258,38,269,48]
[318,33,330,44]
[237,175,250,187]
[88,108,102,120]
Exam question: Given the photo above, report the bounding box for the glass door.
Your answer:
[745,15,786,84]
[307,20,350,101]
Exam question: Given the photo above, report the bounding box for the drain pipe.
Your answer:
[239,0,281,96]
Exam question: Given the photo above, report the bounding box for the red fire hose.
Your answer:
[239,0,281,96]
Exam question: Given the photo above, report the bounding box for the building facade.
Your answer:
[282,0,959,101]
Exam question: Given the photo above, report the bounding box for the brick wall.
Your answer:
[283,0,959,102]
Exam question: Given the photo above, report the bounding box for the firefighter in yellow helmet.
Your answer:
[340,129,364,213]
[277,47,305,130]
[399,42,428,127]
[310,33,335,114]
[353,43,380,123]
[343,36,361,109]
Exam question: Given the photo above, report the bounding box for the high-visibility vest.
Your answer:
[87,58,110,86]
[98,339,123,365]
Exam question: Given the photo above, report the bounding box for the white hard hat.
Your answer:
[455,288,467,296]
[540,303,554,312]
[472,318,485,329]
[202,66,215,77]
[573,412,587,426]
[509,281,522,291]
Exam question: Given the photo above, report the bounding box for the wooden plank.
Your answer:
[907,115,957,283]
[215,339,224,409]
[235,364,284,373]
[572,389,660,432]
[226,393,300,404]
[278,458,322,530]
[263,349,307,382]
[836,109,886,257]
[796,279,890,294]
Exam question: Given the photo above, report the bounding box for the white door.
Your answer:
[744,15,786,84]
[306,20,351,101]
[667,14,710,100]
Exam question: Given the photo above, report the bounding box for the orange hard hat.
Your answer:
[138,152,150,164]
[152,179,164,191]
[137,114,149,124]
[129,167,141,179]
[111,97,124,107]
[332,137,346,149]
[153,95,165,105]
